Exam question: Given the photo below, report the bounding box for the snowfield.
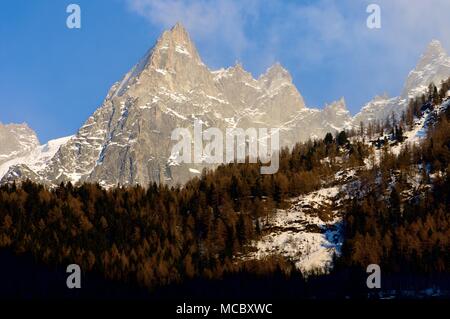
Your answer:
[0,135,73,180]
[241,185,345,274]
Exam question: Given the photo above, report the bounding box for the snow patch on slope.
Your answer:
[0,135,73,179]
[242,186,344,274]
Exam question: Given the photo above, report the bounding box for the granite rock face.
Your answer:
[11,26,449,187]
[2,23,354,187]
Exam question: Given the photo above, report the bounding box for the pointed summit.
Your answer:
[355,39,450,126]
[172,22,187,32]
[165,22,192,45]
[259,62,294,94]
[143,22,204,74]
[403,39,450,97]
[321,97,351,131]
[261,62,292,81]
[153,22,197,54]
[424,39,446,57]
[416,40,448,70]
[324,97,349,115]
[325,97,346,109]
[232,61,245,71]
[224,61,255,82]
[110,22,207,98]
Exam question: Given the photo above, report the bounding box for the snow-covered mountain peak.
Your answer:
[259,63,294,91]
[4,24,418,188]
[155,22,194,51]
[0,122,40,166]
[110,23,217,100]
[0,121,73,181]
[169,22,191,41]
[324,97,348,114]
[402,40,450,98]
[226,62,255,81]
[420,40,447,64]
[110,23,203,97]
[319,98,352,131]
[373,93,390,101]
[260,63,291,81]
[152,22,202,63]
[353,40,450,126]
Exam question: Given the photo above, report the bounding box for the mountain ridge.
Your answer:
[2,24,450,187]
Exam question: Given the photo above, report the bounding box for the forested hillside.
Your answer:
[0,78,449,298]
[341,84,450,274]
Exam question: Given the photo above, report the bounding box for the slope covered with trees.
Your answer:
[0,78,449,297]
[0,133,368,290]
[340,80,450,276]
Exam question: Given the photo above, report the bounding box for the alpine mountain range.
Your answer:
[1,23,450,187]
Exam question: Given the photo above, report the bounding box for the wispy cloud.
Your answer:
[125,0,357,71]
[125,0,450,109]
[126,0,259,66]
[125,0,450,65]
[376,0,450,52]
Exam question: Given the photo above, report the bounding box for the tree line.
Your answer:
[0,132,365,289]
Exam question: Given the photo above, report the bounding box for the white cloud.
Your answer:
[376,0,450,50]
[126,0,259,62]
[126,0,450,68]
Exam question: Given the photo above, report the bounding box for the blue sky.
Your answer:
[1,0,450,143]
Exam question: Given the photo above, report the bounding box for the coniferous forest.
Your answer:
[1,80,450,300]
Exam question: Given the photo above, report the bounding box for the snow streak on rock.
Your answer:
[241,184,347,274]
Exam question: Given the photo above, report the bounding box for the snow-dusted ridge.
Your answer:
[2,24,450,187]
[0,23,352,187]
[354,40,450,126]
[0,135,73,180]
